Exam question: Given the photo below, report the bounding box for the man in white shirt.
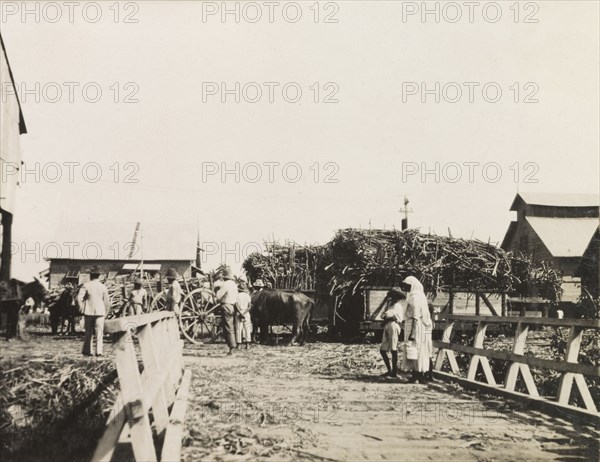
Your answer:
[165,268,182,315]
[77,265,110,356]
[216,267,238,354]
[235,281,253,349]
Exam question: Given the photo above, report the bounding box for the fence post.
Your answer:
[434,321,459,374]
[466,322,496,385]
[113,333,157,462]
[505,321,528,391]
[557,326,597,413]
[137,323,170,434]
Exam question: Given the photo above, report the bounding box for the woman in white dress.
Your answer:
[402,276,432,384]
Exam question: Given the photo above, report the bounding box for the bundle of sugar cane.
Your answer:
[323,228,562,302]
[242,241,325,290]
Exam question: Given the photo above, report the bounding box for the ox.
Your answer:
[250,289,314,346]
[47,284,80,335]
[0,278,48,340]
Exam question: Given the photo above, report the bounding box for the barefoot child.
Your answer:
[380,288,406,378]
[127,278,147,315]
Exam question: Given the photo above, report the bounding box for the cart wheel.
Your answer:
[150,291,168,312]
[106,293,121,319]
[179,288,221,344]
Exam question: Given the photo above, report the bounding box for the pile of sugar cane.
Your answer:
[324,228,562,302]
[0,356,118,462]
[242,241,325,291]
[243,229,562,302]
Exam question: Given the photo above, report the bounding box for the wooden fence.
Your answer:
[433,314,600,422]
[92,312,192,462]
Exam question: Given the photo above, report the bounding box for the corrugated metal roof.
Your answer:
[513,192,599,208]
[122,263,162,271]
[50,222,196,261]
[526,217,599,257]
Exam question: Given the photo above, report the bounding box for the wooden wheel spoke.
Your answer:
[179,315,198,321]
[178,286,219,344]
[185,319,199,331]
[205,305,221,315]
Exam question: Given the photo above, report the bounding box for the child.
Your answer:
[165,268,182,315]
[128,278,147,315]
[380,288,406,378]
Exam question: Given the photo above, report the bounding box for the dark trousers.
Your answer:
[1,300,20,340]
[82,315,104,355]
[221,304,237,349]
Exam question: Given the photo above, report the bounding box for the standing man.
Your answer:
[216,267,238,355]
[77,266,109,357]
[127,277,147,315]
[235,281,253,349]
[165,268,182,315]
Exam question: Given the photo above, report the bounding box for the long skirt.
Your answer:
[404,318,432,372]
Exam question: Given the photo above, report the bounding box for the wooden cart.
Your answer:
[352,286,511,338]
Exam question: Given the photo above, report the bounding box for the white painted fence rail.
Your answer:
[434,314,599,422]
[91,312,192,462]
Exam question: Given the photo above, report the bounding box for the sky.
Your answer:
[1,0,599,280]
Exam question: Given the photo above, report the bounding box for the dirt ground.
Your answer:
[1,333,599,462]
[181,341,599,462]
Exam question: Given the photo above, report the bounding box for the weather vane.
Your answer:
[399,195,413,230]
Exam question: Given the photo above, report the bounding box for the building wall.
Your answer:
[0,37,25,281]
[579,234,600,299]
[49,259,192,288]
[503,214,583,302]
[0,41,23,215]
[503,217,554,263]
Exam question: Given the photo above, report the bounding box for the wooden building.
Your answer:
[576,228,600,299]
[501,192,600,303]
[47,222,196,288]
[0,34,27,282]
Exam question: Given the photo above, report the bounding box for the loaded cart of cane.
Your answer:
[108,269,222,343]
[145,273,222,343]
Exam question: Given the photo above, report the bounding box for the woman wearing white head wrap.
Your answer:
[403,276,432,384]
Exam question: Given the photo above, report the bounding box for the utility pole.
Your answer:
[195,229,203,276]
[128,222,144,280]
[128,222,140,259]
[399,196,413,230]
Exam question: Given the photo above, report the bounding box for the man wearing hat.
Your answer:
[216,267,238,354]
[77,265,110,356]
[127,277,147,315]
[165,268,182,315]
[252,279,265,292]
[235,281,253,349]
